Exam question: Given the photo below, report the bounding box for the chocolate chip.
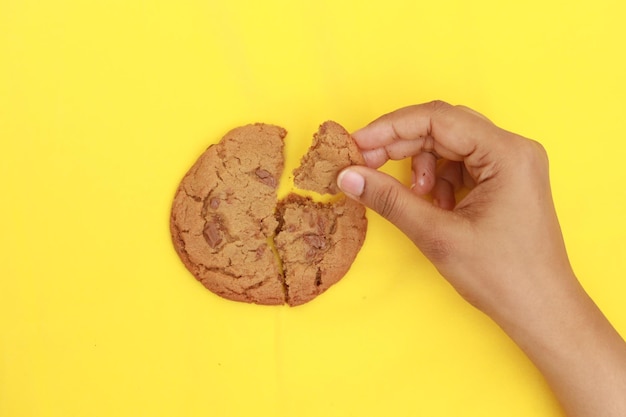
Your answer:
[209,197,220,209]
[203,221,223,248]
[308,213,316,228]
[303,234,326,250]
[317,216,327,233]
[255,169,276,188]
[314,269,322,287]
[306,248,317,261]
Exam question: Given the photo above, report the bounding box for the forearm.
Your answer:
[495,275,626,417]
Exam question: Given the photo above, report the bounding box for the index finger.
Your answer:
[353,101,507,167]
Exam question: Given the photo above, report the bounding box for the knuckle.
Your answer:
[531,140,549,163]
[427,100,452,113]
[454,105,492,123]
[516,138,549,170]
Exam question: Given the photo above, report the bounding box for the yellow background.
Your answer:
[1,1,625,416]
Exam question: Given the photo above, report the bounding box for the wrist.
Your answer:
[491,273,626,417]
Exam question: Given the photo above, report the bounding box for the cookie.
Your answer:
[170,122,367,306]
[275,193,367,306]
[170,124,287,305]
[293,121,365,194]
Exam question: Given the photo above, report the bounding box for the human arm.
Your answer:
[337,101,626,417]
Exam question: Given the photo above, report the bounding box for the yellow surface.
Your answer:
[1,1,625,416]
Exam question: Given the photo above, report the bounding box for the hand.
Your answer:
[337,101,626,417]
[337,100,570,319]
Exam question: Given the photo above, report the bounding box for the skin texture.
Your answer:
[337,101,626,417]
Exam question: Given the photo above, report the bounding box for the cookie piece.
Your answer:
[275,193,367,306]
[170,124,287,305]
[293,121,365,194]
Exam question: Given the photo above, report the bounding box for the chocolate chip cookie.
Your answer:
[170,122,367,306]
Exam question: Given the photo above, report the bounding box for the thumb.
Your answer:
[337,166,456,258]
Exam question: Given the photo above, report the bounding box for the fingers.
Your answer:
[352,101,508,184]
[337,166,445,247]
[431,161,464,210]
[361,138,428,168]
[411,152,437,194]
[432,179,455,210]
[361,148,388,168]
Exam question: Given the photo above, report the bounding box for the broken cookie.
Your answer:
[275,193,366,306]
[294,121,365,194]
[170,124,286,305]
[170,122,367,306]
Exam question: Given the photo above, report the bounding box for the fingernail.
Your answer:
[417,173,427,188]
[337,169,365,197]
